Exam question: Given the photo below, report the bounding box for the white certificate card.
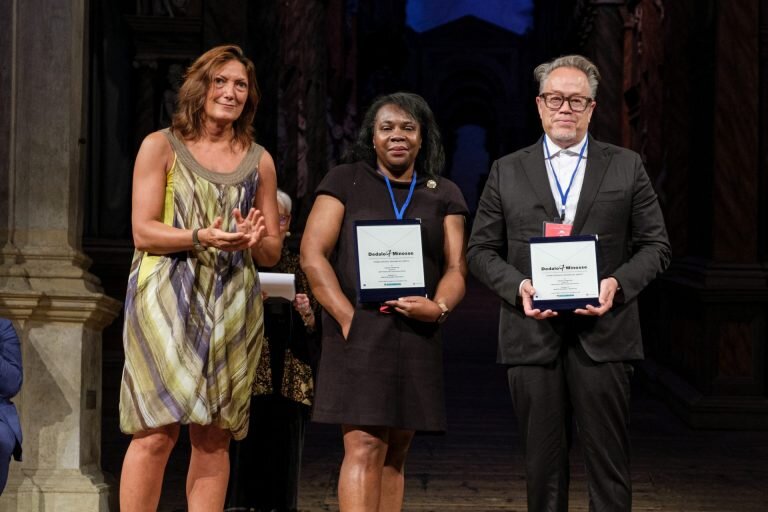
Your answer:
[530,235,600,310]
[354,219,426,302]
[259,272,296,301]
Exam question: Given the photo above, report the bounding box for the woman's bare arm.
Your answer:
[300,195,355,338]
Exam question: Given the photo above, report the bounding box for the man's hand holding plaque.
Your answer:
[529,235,600,311]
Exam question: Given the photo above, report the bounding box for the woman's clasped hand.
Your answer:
[196,207,267,251]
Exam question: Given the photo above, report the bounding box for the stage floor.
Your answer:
[103,277,768,511]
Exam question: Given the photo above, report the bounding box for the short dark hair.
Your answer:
[344,92,445,179]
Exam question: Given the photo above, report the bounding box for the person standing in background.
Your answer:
[226,189,320,512]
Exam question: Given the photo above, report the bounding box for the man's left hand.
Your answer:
[574,277,619,316]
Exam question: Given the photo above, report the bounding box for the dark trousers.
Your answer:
[0,420,16,495]
[507,341,633,512]
[226,395,309,512]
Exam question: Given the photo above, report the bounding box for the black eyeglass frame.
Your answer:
[539,93,594,113]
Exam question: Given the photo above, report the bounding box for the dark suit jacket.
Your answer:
[0,318,23,460]
[467,135,671,365]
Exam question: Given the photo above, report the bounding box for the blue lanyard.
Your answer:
[543,138,588,221]
[381,170,417,220]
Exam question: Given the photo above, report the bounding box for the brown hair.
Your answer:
[171,45,260,148]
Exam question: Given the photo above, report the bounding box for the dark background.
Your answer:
[82,0,768,477]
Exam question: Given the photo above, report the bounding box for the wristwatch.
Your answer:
[192,228,207,252]
[436,302,450,324]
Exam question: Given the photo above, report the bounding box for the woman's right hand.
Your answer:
[338,309,354,340]
[341,320,351,339]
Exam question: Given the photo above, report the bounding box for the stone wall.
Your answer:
[0,0,121,510]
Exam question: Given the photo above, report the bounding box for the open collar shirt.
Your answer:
[542,133,589,225]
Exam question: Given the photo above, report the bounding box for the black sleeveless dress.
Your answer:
[311,161,468,432]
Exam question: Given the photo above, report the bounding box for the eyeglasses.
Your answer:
[539,93,593,113]
[279,215,290,226]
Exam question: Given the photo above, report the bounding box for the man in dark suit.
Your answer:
[467,55,671,511]
[0,317,22,495]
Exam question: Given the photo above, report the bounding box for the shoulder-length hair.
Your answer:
[344,92,445,179]
[171,45,260,148]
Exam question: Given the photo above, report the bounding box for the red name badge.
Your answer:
[543,222,573,237]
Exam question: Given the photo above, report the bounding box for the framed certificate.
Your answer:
[354,219,426,302]
[530,235,600,310]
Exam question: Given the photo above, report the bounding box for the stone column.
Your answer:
[0,0,122,511]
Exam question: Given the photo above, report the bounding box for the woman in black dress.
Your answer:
[301,92,467,511]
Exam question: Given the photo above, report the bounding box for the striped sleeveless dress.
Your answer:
[119,129,264,440]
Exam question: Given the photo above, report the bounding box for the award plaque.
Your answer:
[354,219,426,302]
[530,235,600,310]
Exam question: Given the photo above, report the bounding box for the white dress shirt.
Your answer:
[519,134,590,298]
[542,133,589,224]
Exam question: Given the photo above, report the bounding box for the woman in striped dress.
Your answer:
[118,45,282,512]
